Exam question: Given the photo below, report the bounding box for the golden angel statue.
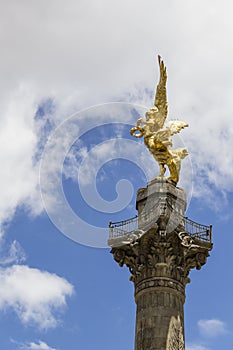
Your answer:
[130,56,188,185]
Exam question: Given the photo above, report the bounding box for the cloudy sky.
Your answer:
[1,1,233,349]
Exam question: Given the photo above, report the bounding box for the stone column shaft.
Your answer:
[135,287,184,350]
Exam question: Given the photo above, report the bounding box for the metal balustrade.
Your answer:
[109,216,138,239]
[109,215,212,243]
[184,217,212,243]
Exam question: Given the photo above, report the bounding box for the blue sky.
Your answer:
[1,1,233,349]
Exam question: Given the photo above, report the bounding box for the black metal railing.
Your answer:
[109,215,212,243]
[184,217,212,243]
[109,216,138,239]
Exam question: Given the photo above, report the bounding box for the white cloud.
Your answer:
[0,84,43,236]
[20,340,58,350]
[0,265,74,329]
[0,240,26,266]
[1,0,233,236]
[198,319,227,338]
[186,344,209,350]
[11,339,58,350]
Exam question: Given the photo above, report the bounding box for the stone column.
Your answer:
[133,229,186,350]
[110,179,212,350]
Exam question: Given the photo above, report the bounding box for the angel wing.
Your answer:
[154,55,168,121]
[168,120,189,135]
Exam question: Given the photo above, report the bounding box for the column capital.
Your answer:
[110,226,212,290]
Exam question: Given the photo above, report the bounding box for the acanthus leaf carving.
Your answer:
[111,228,211,286]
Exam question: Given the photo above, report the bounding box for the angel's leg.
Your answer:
[159,164,166,177]
[167,160,179,184]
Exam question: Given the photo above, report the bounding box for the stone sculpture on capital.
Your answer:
[130,55,188,184]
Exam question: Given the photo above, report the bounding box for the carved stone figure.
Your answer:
[130,56,188,184]
[166,315,184,350]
